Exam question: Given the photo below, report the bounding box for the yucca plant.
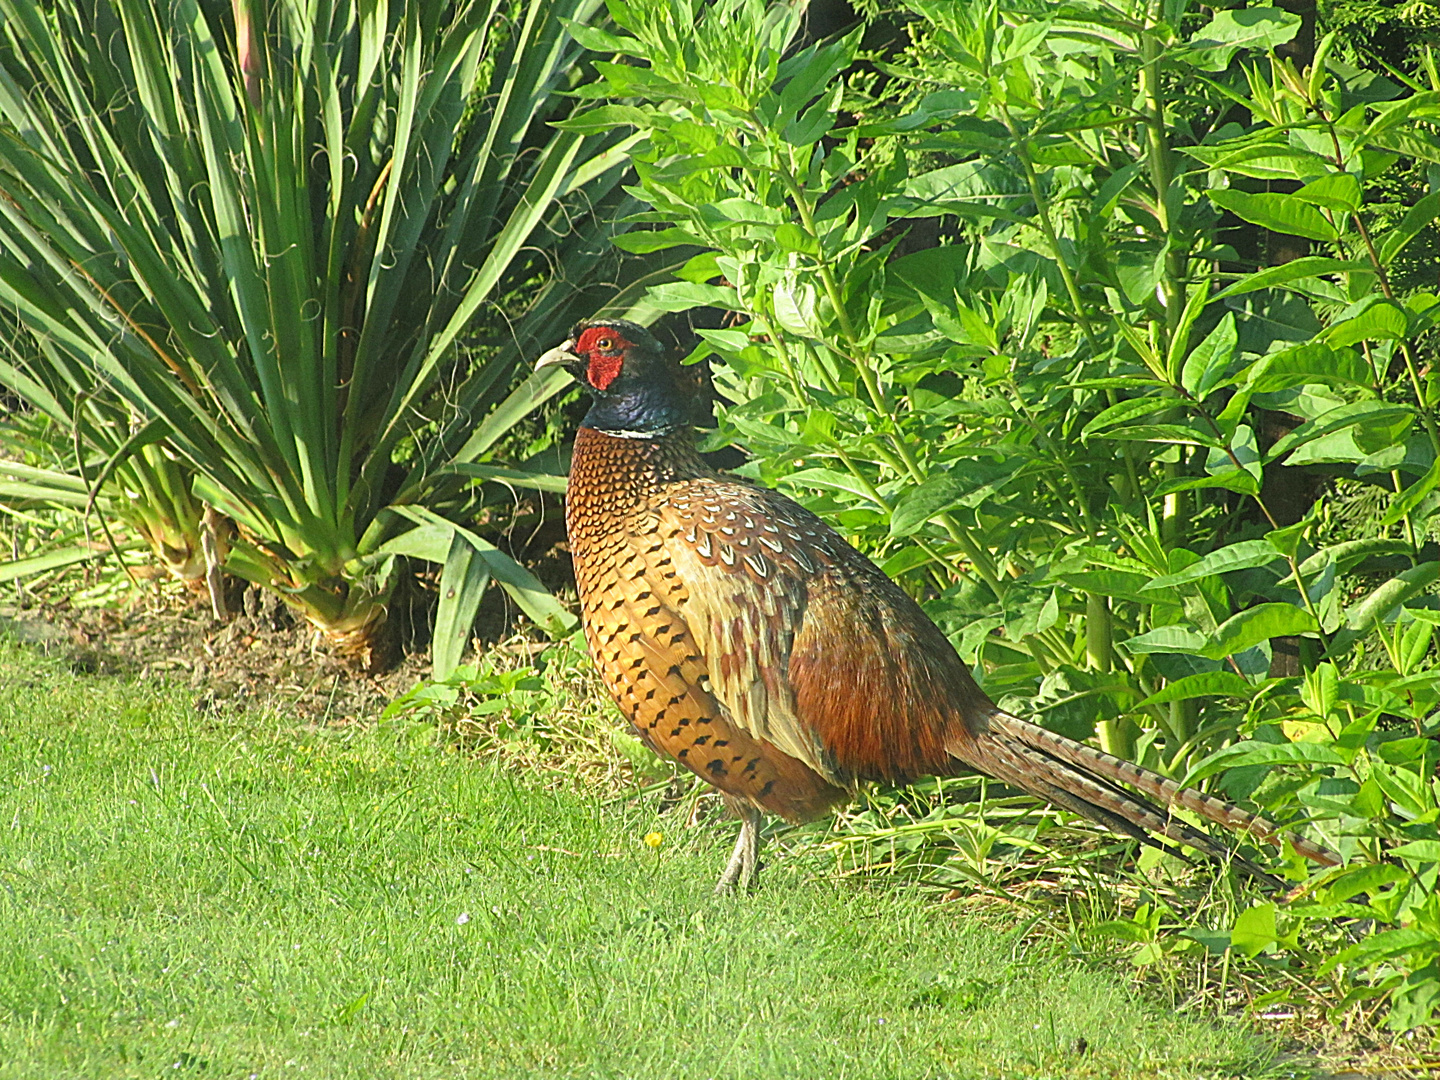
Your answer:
[0,330,209,590]
[0,420,153,589]
[0,0,646,668]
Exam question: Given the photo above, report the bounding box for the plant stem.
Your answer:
[1138,9,1186,344]
[997,107,1102,355]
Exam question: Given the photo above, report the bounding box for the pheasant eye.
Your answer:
[595,337,613,350]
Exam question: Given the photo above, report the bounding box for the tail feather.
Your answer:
[949,711,1341,875]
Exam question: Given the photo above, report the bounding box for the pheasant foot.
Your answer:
[714,803,764,894]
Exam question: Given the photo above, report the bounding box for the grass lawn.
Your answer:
[0,639,1288,1079]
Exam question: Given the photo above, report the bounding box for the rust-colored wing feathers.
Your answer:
[661,478,992,786]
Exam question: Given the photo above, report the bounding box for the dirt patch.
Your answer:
[2,581,443,723]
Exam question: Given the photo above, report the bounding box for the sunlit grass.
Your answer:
[0,640,1284,1078]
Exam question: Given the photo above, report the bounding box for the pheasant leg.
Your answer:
[714,803,764,894]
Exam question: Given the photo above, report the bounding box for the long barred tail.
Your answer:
[949,711,1341,879]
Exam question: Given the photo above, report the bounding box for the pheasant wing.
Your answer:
[659,478,987,787]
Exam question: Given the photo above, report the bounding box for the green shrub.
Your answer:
[567,0,1440,1031]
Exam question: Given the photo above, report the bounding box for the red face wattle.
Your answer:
[574,325,632,391]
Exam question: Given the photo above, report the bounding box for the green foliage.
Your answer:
[575,0,1440,1031]
[0,334,208,587]
[384,656,550,727]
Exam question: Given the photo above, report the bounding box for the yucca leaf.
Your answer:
[433,534,494,680]
[0,0,640,666]
[393,505,577,635]
[0,541,145,583]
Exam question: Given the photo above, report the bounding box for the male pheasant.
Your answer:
[539,319,1339,892]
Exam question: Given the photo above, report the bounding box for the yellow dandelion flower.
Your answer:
[643,831,664,849]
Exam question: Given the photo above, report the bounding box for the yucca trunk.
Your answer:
[121,446,209,589]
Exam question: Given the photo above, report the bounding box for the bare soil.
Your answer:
[0,581,434,723]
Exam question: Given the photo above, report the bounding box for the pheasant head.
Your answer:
[537,319,688,437]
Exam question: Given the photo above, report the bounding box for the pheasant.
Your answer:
[538,318,1339,892]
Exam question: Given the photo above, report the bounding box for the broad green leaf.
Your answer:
[1137,671,1257,707]
[1081,395,1175,438]
[1363,91,1440,142]
[1057,570,1153,604]
[1203,603,1318,659]
[890,462,1023,535]
[1282,429,1370,467]
[1214,258,1366,302]
[1099,423,1223,447]
[887,244,976,302]
[1298,538,1411,577]
[559,21,647,57]
[1382,457,1440,527]
[1121,625,1208,655]
[1185,740,1347,785]
[1230,902,1277,959]
[783,82,842,146]
[1151,470,1260,497]
[553,103,657,133]
[1116,248,1166,306]
[1300,662,1339,716]
[1391,840,1440,863]
[1321,928,1440,975]
[1322,862,1410,904]
[1379,192,1440,265]
[1327,301,1411,345]
[1143,539,1282,590]
[774,223,820,255]
[785,467,885,504]
[1266,402,1413,463]
[1369,760,1435,820]
[1201,424,1262,488]
[772,279,821,336]
[1208,189,1339,242]
[1345,562,1440,632]
[1183,8,1299,72]
[1227,290,1324,346]
[645,281,743,312]
[1294,172,1362,213]
[1183,141,1332,182]
[1247,342,1372,392]
[1164,284,1216,385]
[1181,312,1237,398]
[612,226,708,254]
[701,197,783,226]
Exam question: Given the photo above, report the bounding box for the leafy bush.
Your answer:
[569,0,1440,1031]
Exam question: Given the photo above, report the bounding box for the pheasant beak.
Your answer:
[536,339,578,373]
